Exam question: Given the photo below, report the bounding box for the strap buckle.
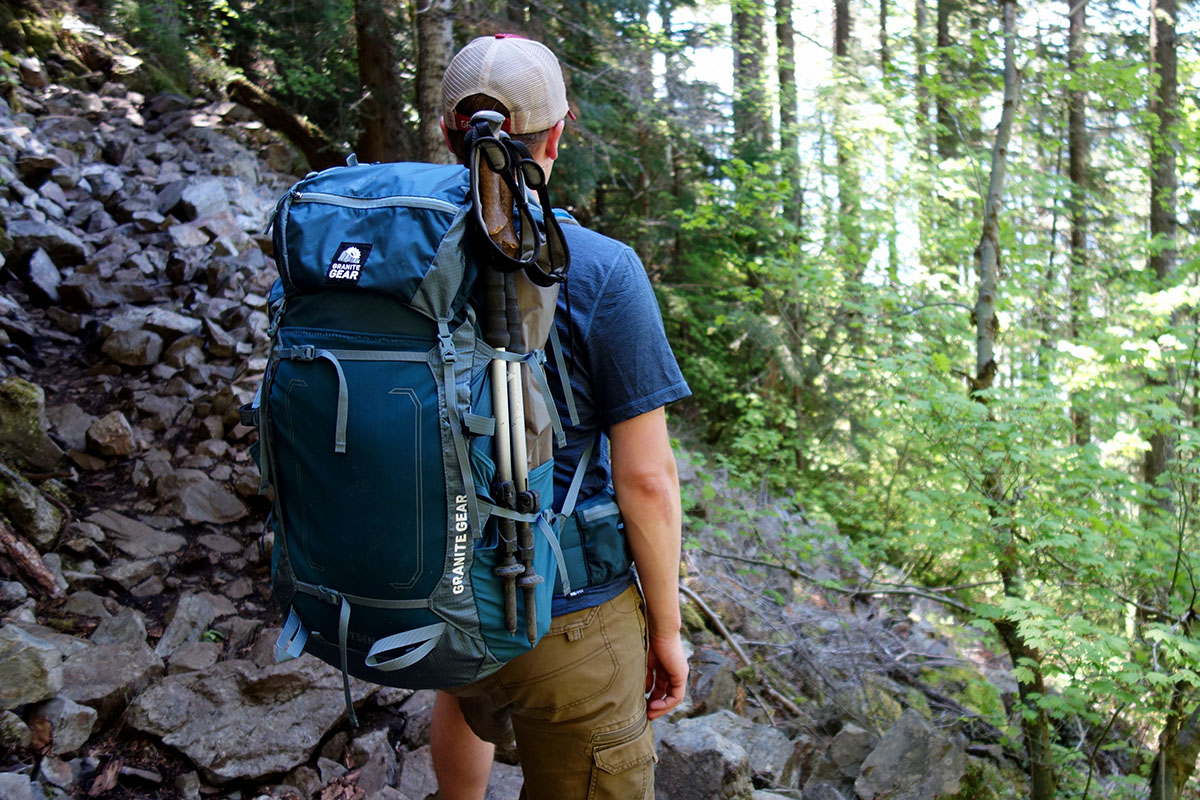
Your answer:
[315,585,341,605]
[294,345,316,361]
[437,333,456,364]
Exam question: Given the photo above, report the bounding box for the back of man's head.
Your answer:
[442,34,572,161]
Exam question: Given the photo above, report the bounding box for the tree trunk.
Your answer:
[416,0,454,164]
[833,0,863,274]
[777,0,802,226]
[879,0,889,75]
[935,0,956,159]
[732,0,770,161]
[1066,0,1089,444]
[355,0,412,163]
[1146,0,1187,793]
[970,1,1053,796]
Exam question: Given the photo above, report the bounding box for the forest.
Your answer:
[2,0,1198,796]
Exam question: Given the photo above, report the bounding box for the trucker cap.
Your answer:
[442,34,575,135]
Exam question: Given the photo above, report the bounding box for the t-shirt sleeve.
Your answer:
[584,246,691,427]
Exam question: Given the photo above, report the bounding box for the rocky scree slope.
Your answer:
[0,52,1028,800]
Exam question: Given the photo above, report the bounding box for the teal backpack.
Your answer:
[245,158,591,724]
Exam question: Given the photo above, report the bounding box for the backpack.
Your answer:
[243,158,591,725]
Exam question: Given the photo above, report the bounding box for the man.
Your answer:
[430,34,691,800]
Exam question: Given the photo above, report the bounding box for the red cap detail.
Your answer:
[453,112,512,133]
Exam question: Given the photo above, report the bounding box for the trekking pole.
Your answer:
[472,111,523,636]
[504,275,544,644]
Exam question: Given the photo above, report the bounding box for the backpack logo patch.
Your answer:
[326,242,372,285]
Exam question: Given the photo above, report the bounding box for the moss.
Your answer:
[680,596,708,636]
[122,58,188,96]
[0,5,26,53]
[923,666,1006,727]
[947,757,1020,800]
[20,16,57,58]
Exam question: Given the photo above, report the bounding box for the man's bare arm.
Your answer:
[609,406,688,719]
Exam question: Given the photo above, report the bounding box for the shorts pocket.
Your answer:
[588,719,655,800]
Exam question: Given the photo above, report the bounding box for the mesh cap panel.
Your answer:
[442,35,569,134]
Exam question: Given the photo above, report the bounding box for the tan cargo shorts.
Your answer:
[449,584,656,800]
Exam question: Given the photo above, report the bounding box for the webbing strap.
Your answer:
[464,414,495,436]
[295,581,431,610]
[364,623,445,671]
[319,349,429,363]
[276,347,349,454]
[479,502,542,524]
[560,434,595,520]
[528,351,566,448]
[547,325,579,426]
[336,595,357,727]
[536,513,571,595]
[275,608,307,663]
[439,320,481,536]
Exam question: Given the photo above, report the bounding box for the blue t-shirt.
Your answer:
[546,223,691,615]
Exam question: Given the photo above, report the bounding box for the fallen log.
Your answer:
[226,78,345,171]
[0,519,64,600]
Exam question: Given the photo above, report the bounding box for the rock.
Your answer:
[684,649,740,717]
[0,581,30,610]
[7,622,91,659]
[46,403,98,452]
[807,724,878,788]
[85,411,136,457]
[126,656,374,784]
[61,591,110,618]
[168,640,222,674]
[0,625,64,709]
[804,784,849,800]
[697,709,795,788]
[1,708,33,749]
[397,689,437,749]
[102,328,164,367]
[60,639,164,724]
[854,709,965,800]
[29,696,97,755]
[24,248,61,302]
[99,558,166,591]
[348,729,398,796]
[655,716,754,800]
[396,745,439,800]
[0,462,63,549]
[161,178,229,221]
[5,218,85,264]
[17,57,47,89]
[168,223,211,249]
[0,377,64,469]
[90,607,148,646]
[144,308,201,342]
[0,771,34,800]
[155,593,216,658]
[86,510,186,558]
[155,468,247,524]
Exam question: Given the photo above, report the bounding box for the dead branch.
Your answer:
[0,520,63,600]
[227,78,345,171]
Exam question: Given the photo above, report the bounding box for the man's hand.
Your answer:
[645,629,688,720]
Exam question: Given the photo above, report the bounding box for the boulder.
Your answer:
[5,218,85,264]
[29,696,97,755]
[85,411,136,457]
[655,716,754,800]
[126,656,374,784]
[155,468,247,524]
[697,709,795,788]
[154,593,216,659]
[854,709,965,800]
[60,639,164,724]
[102,328,163,367]
[24,248,61,302]
[348,728,399,796]
[46,403,98,452]
[0,462,63,549]
[86,510,186,559]
[0,625,63,709]
[0,377,64,469]
[89,607,148,646]
[0,772,34,800]
[0,709,32,749]
[807,723,878,787]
